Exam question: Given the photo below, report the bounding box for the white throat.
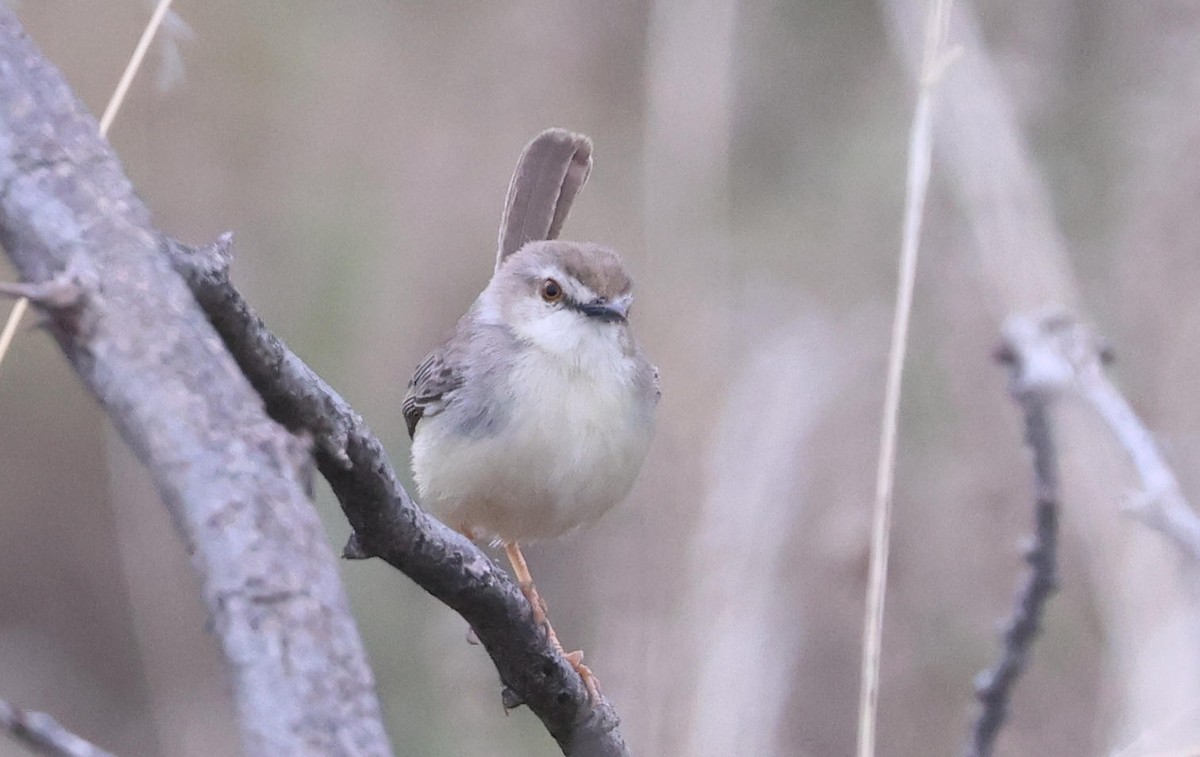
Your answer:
[517,310,624,362]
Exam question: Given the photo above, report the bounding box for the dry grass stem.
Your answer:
[97,0,176,135]
[0,297,28,379]
[0,699,120,757]
[856,1,955,755]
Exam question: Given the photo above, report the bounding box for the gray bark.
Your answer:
[0,12,392,757]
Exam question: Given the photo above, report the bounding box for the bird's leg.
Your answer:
[504,542,601,701]
[504,541,554,637]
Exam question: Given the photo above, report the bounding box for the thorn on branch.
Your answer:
[501,686,524,710]
[342,532,372,560]
[166,232,234,279]
[165,233,357,472]
[0,270,85,309]
[206,231,235,261]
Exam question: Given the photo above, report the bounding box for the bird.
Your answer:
[403,129,659,696]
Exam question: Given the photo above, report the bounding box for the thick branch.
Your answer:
[966,341,1061,757]
[168,232,631,757]
[0,12,390,757]
[0,700,119,757]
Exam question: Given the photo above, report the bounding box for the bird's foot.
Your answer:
[513,584,601,703]
[500,542,601,703]
[563,649,602,703]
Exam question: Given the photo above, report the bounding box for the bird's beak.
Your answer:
[578,298,628,323]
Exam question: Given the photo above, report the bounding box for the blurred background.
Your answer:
[3,1,1200,755]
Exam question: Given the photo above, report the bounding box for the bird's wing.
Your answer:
[403,349,465,439]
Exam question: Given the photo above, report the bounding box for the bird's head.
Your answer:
[483,240,636,356]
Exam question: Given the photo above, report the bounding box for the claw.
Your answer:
[563,650,601,703]
[341,532,371,559]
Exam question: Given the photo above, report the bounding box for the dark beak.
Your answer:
[577,300,627,323]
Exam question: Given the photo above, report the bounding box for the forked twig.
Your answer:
[1002,309,1200,564]
[977,308,1200,752]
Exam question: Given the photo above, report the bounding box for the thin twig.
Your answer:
[1081,378,1200,563]
[966,342,1061,757]
[856,1,955,755]
[0,699,121,757]
[0,0,174,378]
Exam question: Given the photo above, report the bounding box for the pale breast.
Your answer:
[412,334,655,542]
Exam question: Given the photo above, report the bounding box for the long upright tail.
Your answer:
[496,128,593,270]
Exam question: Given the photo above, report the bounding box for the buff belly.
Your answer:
[411,353,653,543]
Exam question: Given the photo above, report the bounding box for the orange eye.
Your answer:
[540,279,563,302]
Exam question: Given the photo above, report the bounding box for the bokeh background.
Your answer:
[3,1,1200,755]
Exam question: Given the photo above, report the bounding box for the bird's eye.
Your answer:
[540,279,563,302]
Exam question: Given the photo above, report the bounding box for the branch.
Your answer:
[1081,374,1200,565]
[0,700,119,757]
[1001,310,1200,564]
[167,232,632,757]
[0,12,390,757]
[966,336,1061,757]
